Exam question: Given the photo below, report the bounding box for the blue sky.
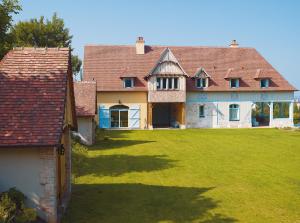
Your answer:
[15,0,300,95]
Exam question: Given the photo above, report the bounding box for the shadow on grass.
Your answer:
[73,154,176,177]
[63,183,237,223]
[89,139,155,150]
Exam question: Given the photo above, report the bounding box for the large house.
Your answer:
[0,47,77,223]
[84,38,296,129]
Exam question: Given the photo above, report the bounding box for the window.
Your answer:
[229,104,240,121]
[110,105,129,128]
[168,78,172,89]
[273,102,290,118]
[199,105,205,117]
[196,78,207,88]
[162,78,167,89]
[124,78,134,88]
[156,77,179,90]
[156,78,161,89]
[174,78,178,89]
[230,79,239,88]
[260,79,269,88]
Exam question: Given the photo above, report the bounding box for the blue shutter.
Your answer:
[99,105,110,128]
[129,105,140,128]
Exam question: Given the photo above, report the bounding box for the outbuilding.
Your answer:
[0,47,77,223]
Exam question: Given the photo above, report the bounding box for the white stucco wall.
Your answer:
[77,117,95,145]
[0,148,57,222]
[186,92,294,128]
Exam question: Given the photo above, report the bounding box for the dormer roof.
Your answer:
[193,67,211,79]
[146,48,188,78]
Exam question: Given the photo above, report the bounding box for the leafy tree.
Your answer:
[0,0,21,58]
[11,13,81,76]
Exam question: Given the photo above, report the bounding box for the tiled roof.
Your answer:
[0,47,74,147]
[74,81,96,117]
[84,45,296,92]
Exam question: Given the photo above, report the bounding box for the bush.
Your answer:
[0,188,36,223]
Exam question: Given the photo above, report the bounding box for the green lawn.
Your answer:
[63,129,300,223]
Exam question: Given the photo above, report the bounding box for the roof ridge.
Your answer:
[12,47,69,51]
[85,44,255,49]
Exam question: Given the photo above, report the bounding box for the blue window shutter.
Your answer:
[99,105,110,128]
[129,105,140,128]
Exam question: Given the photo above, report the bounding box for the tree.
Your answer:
[0,0,21,58]
[11,13,82,76]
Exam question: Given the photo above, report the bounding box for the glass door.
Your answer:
[110,110,120,128]
[110,109,128,128]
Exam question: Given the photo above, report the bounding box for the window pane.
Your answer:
[229,104,239,121]
[261,79,269,88]
[157,78,161,89]
[202,78,206,87]
[230,79,239,88]
[162,78,167,89]
[199,105,205,117]
[273,102,289,118]
[110,110,119,127]
[120,110,128,127]
[168,78,172,89]
[196,79,201,88]
[174,78,178,89]
[124,79,133,88]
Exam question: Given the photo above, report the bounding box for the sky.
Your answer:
[14,0,300,96]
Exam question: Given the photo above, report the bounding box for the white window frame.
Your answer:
[230,79,239,88]
[229,104,240,121]
[199,105,205,118]
[260,79,269,88]
[196,78,207,88]
[123,78,134,88]
[156,77,179,90]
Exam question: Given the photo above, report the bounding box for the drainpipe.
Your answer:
[269,102,273,127]
[289,101,294,126]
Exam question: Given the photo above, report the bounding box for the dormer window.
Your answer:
[123,78,134,88]
[196,78,207,88]
[193,68,210,89]
[230,78,239,88]
[260,79,269,88]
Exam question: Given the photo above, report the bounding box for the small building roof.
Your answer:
[0,47,76,147]
[74,81,97,117]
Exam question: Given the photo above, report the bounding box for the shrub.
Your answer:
[0,188,36,223]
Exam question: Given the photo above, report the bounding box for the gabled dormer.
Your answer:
[147,48,187,102]
[224,68,242,89]
[193,67,210,89]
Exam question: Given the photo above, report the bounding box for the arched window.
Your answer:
[229,104,240,121]
[110,105,129,128]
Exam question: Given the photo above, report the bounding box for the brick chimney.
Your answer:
[136,37,145,54]
[230,40,239,48]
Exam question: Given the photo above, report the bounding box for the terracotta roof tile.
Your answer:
[74,81,96,117]
[83,45,296,92]
[0,47,72,147]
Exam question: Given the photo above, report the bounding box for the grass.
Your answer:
[63,128,300,223]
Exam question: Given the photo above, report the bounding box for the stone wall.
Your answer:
[0,147,58,223]
[186,92,295,128]
[38,148,57,223]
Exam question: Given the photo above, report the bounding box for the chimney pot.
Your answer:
[230,40,239,48]
[136,36,145,54]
